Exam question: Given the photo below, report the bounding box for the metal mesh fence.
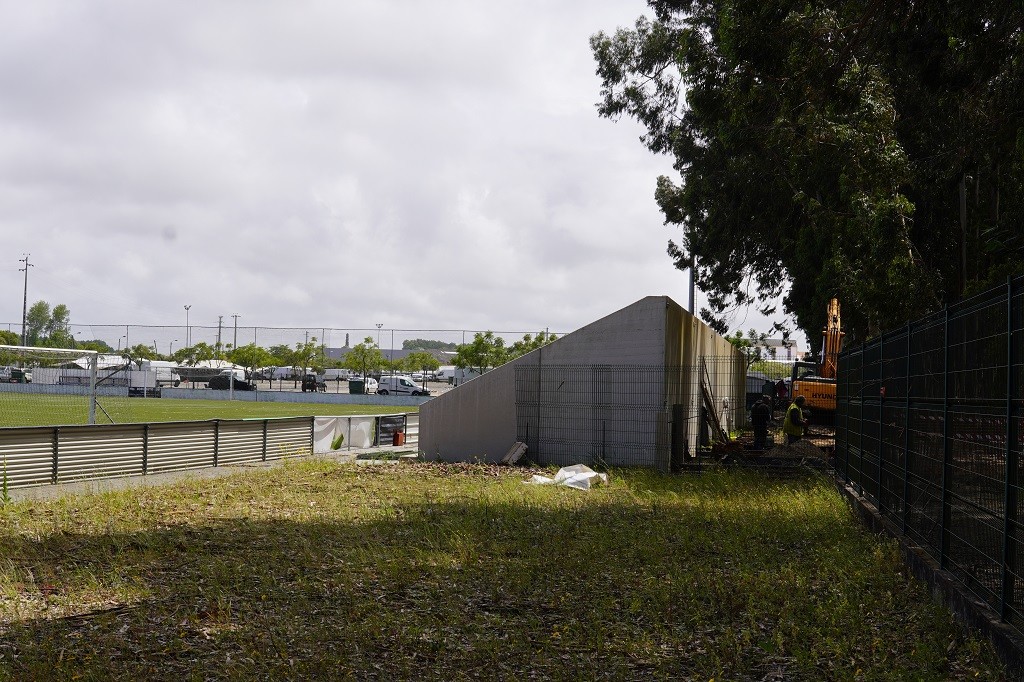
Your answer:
[0,323,567,359]
[836,276,1024,632]
[514,359,747,470]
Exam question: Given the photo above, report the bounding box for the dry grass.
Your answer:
[0,461,1007,680]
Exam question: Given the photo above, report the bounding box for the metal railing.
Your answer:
[836,275,1024,631]
[0,413,419,490]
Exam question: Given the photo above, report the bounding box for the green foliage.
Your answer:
[228,343,275,378]
[123,344,158,368]
[175,343,218,367]
[343,337,387,379]
[0,455,9,506]
[508,331,557,359]
[592,2,1024,345]
[292,338,324,374]
[23,300,74,347]
[401,351,440,374]
[0,330,19,346]
[453,331,508,375]
[77,339,113,353]
[267,344,295,366]
[402,338,457,351]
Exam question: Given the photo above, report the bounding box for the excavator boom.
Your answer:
[820,298,843,380]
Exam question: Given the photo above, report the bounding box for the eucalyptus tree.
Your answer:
[592,1,1024,345]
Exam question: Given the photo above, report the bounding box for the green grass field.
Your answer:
[0,462,1004,680]
[0,393,416,428]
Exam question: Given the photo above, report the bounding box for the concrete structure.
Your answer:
[419,296,744,470]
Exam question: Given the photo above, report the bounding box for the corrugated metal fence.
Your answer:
[0,413,419,489]
[836,275,1024,633]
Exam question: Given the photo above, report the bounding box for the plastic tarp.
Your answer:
[528,464,608,490]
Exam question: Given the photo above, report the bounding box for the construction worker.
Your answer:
[750,396,772,450]
[784,395,808,444]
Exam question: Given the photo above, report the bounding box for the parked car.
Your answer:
[377,375,430,396]
[209,370,256,391]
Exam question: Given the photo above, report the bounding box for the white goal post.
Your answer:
[0,344,101,425]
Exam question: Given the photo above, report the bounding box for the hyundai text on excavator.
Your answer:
[790,298,844,421]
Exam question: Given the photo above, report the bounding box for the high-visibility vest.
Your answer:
[783,402,804,436]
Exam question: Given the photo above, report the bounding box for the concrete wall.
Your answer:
[420,296,744,466]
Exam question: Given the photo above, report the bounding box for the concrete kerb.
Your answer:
[835,477,1024,680]
[7,446,422,504]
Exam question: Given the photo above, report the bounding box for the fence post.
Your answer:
[842,354,850,483]
[310,416,315,455]
[940,308,952,569]
[1002,276,1018,619]
[262,419,268,462]
[213,420,220,467]
[859,342,865,496]
[879,383,885,513]
[142,423,150,475]
[903,322,911,534]
[51,427,59,485]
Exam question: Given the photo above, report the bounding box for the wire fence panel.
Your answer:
[837,275,1024,633]
[514,360,747,470]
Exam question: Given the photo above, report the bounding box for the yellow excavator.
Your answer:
[790,298,843,418]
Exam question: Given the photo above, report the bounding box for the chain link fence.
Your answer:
[514,359,747,470]
[0,323,565,359]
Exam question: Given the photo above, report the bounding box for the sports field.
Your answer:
[0,393,415,428]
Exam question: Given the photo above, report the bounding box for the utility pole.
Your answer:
[232,313,240,349]
[217,315,223,350]
[19,254,32,346]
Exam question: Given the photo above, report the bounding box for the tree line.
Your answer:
[3,300,558,380]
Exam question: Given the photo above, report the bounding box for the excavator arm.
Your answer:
[820,298,843,380]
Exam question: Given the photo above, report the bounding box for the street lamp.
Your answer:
[184,305,192,347]
[170,339,178,356]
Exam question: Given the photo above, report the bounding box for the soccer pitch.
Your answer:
[0,394,416,428]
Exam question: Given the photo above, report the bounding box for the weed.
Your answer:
[1,455,9,506]
[0,462,1006,680]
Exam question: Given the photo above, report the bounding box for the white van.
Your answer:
[435,367,457,384]
[376,375,430,396]
[140,360,181,387]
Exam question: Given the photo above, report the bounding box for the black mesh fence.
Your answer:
[836,276,1024,632]
[514,359,746,471]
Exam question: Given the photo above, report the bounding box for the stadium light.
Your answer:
[184,305,192,347]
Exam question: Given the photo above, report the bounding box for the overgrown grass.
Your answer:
[0,462,1005,680]
[0,394,415,427]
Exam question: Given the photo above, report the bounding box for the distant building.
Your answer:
[748,338,805,362]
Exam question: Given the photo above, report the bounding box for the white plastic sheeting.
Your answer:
[528,464,608,490]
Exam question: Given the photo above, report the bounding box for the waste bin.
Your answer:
[350,379,365,395]
[393,430,406,446]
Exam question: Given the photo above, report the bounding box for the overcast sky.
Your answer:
[0,1,795,350]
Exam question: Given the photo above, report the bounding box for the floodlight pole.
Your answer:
[19,254,33,346]
[184,305,191,347]
[232,313,240,349]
